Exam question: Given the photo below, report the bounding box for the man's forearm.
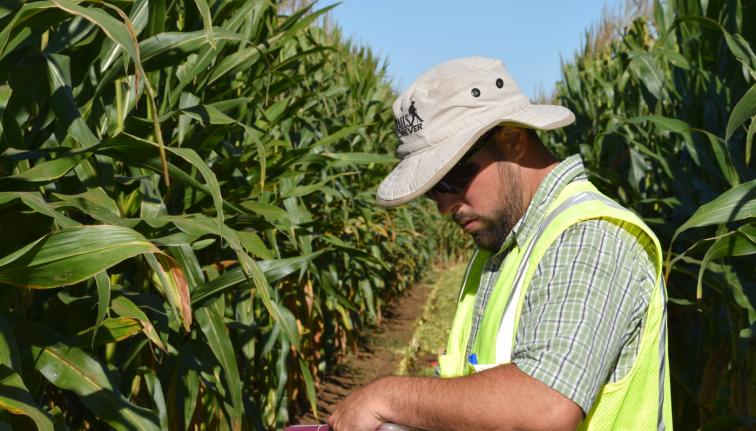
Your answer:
[329,364,583,431]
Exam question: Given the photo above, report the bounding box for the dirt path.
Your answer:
[293,261,465,425]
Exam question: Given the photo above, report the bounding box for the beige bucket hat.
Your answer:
[377,56,575,207]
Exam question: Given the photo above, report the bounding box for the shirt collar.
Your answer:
[492,154,587,256]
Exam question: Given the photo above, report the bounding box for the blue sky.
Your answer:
[319,0,623,100]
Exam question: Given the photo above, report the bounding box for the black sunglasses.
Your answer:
[427,127,499,197]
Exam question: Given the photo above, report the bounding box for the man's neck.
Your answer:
[520,150,560,213]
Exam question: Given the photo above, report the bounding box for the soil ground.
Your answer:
[292,261,466,425]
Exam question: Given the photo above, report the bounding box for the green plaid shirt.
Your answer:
[467,155,656,413]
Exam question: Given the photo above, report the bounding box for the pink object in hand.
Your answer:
[284,423,414,431]
[284,426,330,431]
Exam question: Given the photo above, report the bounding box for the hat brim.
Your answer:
[376,104,574,207]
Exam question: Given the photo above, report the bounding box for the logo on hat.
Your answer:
[395,101,424,138]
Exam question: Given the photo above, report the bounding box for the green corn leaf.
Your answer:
[102,134,243,216]
[93,271,111,346]
[99,136,243,215]
[0,365,54,431]
[139,28,243,62]
[747,114,755,167]
[0,192,78,228]
[628,115,698,168]
[0,1,22,21]
[1,154,85,183]
[322,234,386,268]
[697,224,756,301]
[236,230,274,260]
[192,0,215,48]
[240,200,291,224]
[51,188,126,226]
[322,151,396,166]
[666,180,756,277]
[298,357,318,420]
[628,53,664,99]
[132,29,244,86]
[220,246,299,349]
[17,320,160,431]
[0,225,160,289]
[673,180,756,238]
[0,315,21,371]
[697,128,740,187]
[740,321,756,339]
[50,0,139,64]
[111,296,167,351]
[166,350,201,431]
[48,0,170,185]
[163,146,225,235]
[725,83,756,143]
[674,15,756,71]
[45,53,99,149]
[195,297,242,431]
[191,251,324,305]
[360,280,376,321]
[273,3,337,46]
[99,0,149,72]
[311,124,362,149]
[73,317,142,347]
[142,370,168,430]
[180,104,237,125]
[206,45,264,85]
[0,1,57,59]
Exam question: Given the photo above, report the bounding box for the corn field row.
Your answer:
[0,1,466,429]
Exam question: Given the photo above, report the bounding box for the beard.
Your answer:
[454,163,524,252]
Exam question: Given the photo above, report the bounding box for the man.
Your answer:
[329,57,672,430]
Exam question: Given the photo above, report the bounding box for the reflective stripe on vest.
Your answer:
[439,180,673,430]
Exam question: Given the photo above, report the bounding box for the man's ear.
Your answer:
[493,127,527,161]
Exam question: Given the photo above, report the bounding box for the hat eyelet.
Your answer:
[496,78,504,88]
[471,88,481,97]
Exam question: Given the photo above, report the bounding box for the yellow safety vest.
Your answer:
[438,180,673,430]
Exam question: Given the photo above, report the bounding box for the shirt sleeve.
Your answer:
[510,218,656,414]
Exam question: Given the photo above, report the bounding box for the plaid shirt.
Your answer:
[466,155,656,413]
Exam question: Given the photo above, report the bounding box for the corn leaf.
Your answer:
[725,83,756,143]
[92,271,111,346]
[191,251,324,304]
[195,297,242,431]
[192,0,215,48]
[145,253,192,332]
[0,365,53,431]
[18,320,161,431]
[697,224,756,301]
[0,315,21,372]
[74,317,142,347]
[0,225,160,289]
[111,296,167,352]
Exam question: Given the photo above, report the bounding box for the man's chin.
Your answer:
[468,222,509,251]
[471,232,499,252]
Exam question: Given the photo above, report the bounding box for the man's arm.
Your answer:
[328,363,582,431]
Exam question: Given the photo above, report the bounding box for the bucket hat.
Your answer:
[377,57,575,207]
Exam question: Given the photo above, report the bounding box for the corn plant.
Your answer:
[0,1,464,429]
[542,0,755,428]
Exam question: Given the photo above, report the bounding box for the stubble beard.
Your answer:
[457,164,524,252]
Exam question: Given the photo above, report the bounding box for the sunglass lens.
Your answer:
[428,161,479,197]
[445,162,479,181]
